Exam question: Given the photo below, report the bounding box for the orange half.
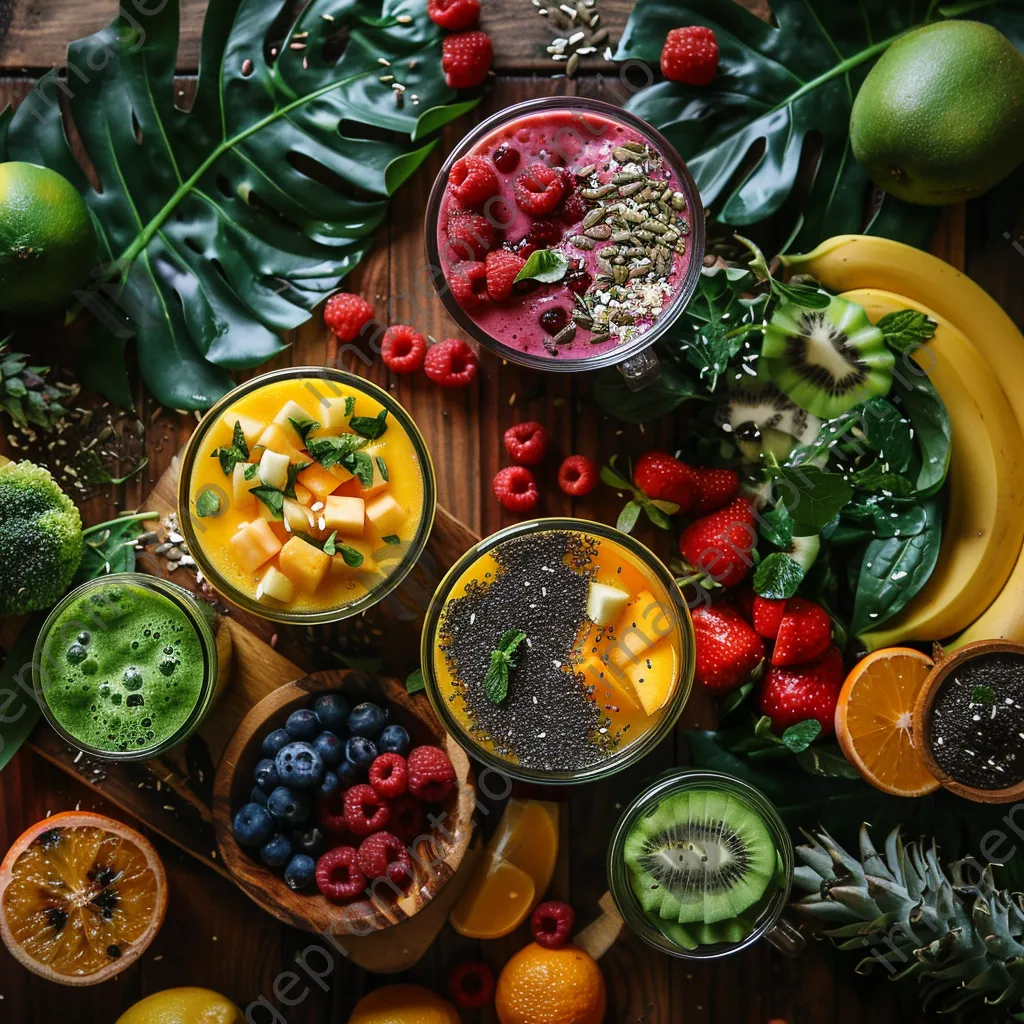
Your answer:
[835,647,940,797]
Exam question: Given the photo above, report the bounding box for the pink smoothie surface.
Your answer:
[436,108,694,362]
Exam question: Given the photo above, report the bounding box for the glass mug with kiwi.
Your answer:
[607,769,805,959]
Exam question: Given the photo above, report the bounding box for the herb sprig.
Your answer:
[483,630,528,705]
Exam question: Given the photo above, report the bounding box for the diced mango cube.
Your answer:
[320,397,351,432]
[323,495,365,537]
[259,449,291,490]
[608,590,669,670]
[297,462,346,504]
[622,638,678,715]
[293,482,313,506]
[257,566,295,604]
[283,498,313,535]
[232,463,258,512]
[228,518,282,574]
[254,424,304,463]
[279,536,330,593]
[365,493,407,537]
[329,538,376,576]
[587,582,631,627]
[355,445,390,499]
[273,400,316,445]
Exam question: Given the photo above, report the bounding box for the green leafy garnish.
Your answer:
[337,542,365,568]
[972,686,997,706]
[753,552,805,600]
[289,418,319,446]
[285,461,310,499]
[305,432,370,472]
[74,511,157,584]
[602,457,678,533]
[243,463,258,480]
[322,531,338,556]
[195,489,222,518]
[483,630,528,705]
[770,462,854,537]
[211,420,250,476]
[251,486,285,519]
[877,310,938,355]
[350,409,389,440]
[406,668,425,695]
[375,456,389,482]
[737,236,831,310]
[382,535,401,545]
[515,249,569,285]
[344,396,356,417]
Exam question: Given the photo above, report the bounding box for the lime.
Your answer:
[0,161,97,313]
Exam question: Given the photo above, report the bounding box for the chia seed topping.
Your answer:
[438,530,619,771]
[930,652,1024,790]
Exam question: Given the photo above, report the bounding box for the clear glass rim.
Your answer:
[32,573,220,762]
[176,366,438,625]
[423,95,707,374]
[419,516,695,785]
[606,769,796,960]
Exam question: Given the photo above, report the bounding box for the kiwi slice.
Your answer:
[760,295,894,418]
[623,789,777,928]
[714,381,821,462]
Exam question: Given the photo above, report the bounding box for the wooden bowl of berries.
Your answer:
[913,640,1024,804]
[212,668,476,934]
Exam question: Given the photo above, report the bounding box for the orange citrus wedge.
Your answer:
[450,798,558,939]
[835,647,940,797]
[0,811,167,986]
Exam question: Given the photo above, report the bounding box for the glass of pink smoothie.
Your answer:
[424,97,705,389]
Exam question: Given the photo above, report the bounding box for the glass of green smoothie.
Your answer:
[33,573,219,761]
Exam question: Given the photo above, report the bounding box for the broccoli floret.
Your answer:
[0,460,84,615]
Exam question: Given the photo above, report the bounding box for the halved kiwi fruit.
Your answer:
[623,788,777,931]
[760,296,893,418]
[714,382,821,463]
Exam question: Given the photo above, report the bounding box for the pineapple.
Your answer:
[793,825,1024,1019]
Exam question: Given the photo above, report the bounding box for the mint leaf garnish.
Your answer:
[322,531,338,556]
[351,409,388,440]
[211,420,250,475]
[251,486,285,518]
[243,463,258,480]
[305,432,369,471]
[515,249,569,285]
[406,668,425,695]
[483,629,528,705]
[877,309,937,355]
[382,534,401,545]
[337,542,364,568]
[195,489,222,518]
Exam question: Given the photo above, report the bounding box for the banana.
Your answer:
[843,289,1024,649]
[784,236,1024,648]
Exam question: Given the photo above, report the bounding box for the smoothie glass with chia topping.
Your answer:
[420,518,695,784]
[424,97,705,389]
[33,574,219,761]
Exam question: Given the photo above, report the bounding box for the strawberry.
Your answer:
[442,30,493,90]
[678,497,757,588]
[729,583,755,623]
[634,451,698,511]
[759,646,844,736]
[485,249,526,302]
[771,597,832,667]
[661,26,720,86]
[693,467,740,514]
[752,596,786,639]
[691,604,765,693]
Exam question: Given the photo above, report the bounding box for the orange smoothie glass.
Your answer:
[178,367,436,625]
[421,519,694,784]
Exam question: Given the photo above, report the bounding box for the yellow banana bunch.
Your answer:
[843,289,1024,649]
[784,236,1024,648]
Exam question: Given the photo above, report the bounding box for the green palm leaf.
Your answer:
[0,0,473,410]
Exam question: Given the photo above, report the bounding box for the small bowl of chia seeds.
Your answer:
[914,640,1024,803]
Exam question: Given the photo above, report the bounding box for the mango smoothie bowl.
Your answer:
[178,368,436,624]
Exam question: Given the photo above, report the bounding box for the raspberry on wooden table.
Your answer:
[531,901,575,948]
[492,465,539,514]
[557,455,599,496]
[424,338,479,388]
[406,745,457,801]
[448,960,495,1011]
[427,0,480,31]
[442,30,493,89]
[323,293,373,342]
[380,325,427,374]
[503,421,548,466]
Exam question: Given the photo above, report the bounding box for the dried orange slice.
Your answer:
[835,647,940,797]
[0,810,167,986]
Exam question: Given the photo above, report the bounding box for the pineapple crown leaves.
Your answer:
[792,824,1024,1019]
[0,337,75,431]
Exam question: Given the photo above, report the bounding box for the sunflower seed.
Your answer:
[612,171,644,185]
[613,265,630,285]
[633,229,655,242]
[589,331,611,344]
[589,27,610,45]
[671,194,688,211]
[582,208,606,229]
[611,229,633,243]
[575,163,597,179]
[582,184,617,199]
[622,209,645,224]
[660,187,673,203]
[566,52,580,77]
[576,45,597,54]
[662,229,680,244]
[553,323,577,346]
[570,235,595,250]
[625,246,646,258]
[612,147,636,163]
[629,262,654,279]
[640,219,668,234]
[584,223,613,240]
[623,141,647,154]
[597,245,617,258]
[618,181,645,198]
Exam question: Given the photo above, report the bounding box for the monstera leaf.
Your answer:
[615,0,1023,252]
[0,0,472,410]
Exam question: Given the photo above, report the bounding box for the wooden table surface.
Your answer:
[2,1,1022,1021]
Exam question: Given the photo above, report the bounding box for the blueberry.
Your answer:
[336,758,361,788]
[267,786,312,825]
[377,724,411,756]
[261,728,291,757]
[250,785,269,806]
[314,730,345,767]
[285,708,320,741]
[290,825,328,858]
[274,741,324,789]
[254,758,280,790]
[314,693,350,733]
[317,770,339,800]
[346,735,378,770]
[348,702,387,739]
[284,853,316,891]
[260,833,293,868]
[233,802,274,848]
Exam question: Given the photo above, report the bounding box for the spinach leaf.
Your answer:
[890,371,952,497]
[753,552,805,600]
[405,668,425,695]
[0,616,44,773]
[849,462,915,496]
[758,504,793,549]
[771,463,854,537]
[849,497,942,636]
[74,511,155,584]
[350,409,389,440]
[860,397,913,473]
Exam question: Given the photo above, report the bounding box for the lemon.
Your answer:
[116,987,244,1024]
[0,161,96,313]
[349,984,461,1023]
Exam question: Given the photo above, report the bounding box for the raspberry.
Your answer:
[445,209,497,262]
[560,194,588,225]
[315,847,365,902]
[406,745,457,802]
[493,465,539,514]
[442,30,493,90]
[503,421,548,466]
[387,795,426,845]
[447,155,500,207]
[448,960,495,1011]
[514,163,565,215]
[323,292,373,342]
[427,0,479,31]
[558,455,599,496]
[530,900,574,948]
[316,790,349,836]
[356,831,413,887]
[492,143,520,173]
[424,338,479,389]
[380,325,427,375]
[525,217,564,249]
[661,26,720,85]
[368,753,407,799]
[448,260,489,309]
[343,783,390,836]
[485,249,527,302]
